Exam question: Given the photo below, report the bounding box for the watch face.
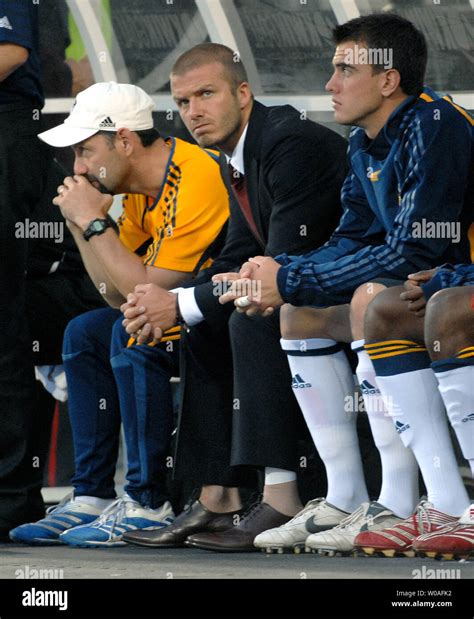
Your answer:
[92,220,106,231]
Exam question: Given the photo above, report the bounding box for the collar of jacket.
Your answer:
[241,99,268,164]
[362,85,438,157]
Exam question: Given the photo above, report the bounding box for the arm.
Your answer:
[277,111,473,307]
[0,43,28,81]
[55,177,192,308]
[399,264,474,318]
[0,0,34,80]
[66,220,125,307]
[67,221,190,308]
[220,162,378,311]
[421,264,474,300]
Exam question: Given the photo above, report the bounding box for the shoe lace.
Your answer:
[94,496,137,540]
[240,501,265,525]
[414,501,434,534]
[305,497,325,510]
[45,492,74,516]
[334,503,369,531]
[292,498,326,524]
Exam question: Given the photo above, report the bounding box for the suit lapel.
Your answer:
[243,102,268,250]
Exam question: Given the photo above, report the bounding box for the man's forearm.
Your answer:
[67,222,125,307]
[85,227,154,297]
[0,43,29,82]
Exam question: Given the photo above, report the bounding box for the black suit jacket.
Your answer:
[190,100,348,322]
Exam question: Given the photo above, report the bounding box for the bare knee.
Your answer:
[364,286,409,343]
[350,283,387,341]
[280,304,324,339]
[425,287,474,359]
[280,303,351,341]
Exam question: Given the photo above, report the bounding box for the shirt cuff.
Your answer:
[421,273,444,301]
[176,287,204,326]
[276,264,291,303]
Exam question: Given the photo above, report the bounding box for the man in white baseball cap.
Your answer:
[38,81,155,148]
[10,81,230,548]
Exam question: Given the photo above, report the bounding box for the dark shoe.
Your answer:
[122,500,243,548]
[185,502,290,552]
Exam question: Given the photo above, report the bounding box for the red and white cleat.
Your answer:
[354,500,458,558]
[412,504,474,560]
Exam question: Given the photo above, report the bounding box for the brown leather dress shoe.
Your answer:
[185,502,290,552]
[122,500,243,548]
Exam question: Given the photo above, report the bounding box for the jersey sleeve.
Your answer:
[0,0,34,48]
[422,264,474,300]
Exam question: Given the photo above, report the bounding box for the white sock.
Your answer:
[352,340,419,518]
[281,338,368,512]
[375,368,469,516]
[434,365,474,477]
[264,468,297,485]
[74,496,115,510]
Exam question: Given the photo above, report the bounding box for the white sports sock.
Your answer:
[434,365,474,477]
[281,338,368,512]
[375,368,469,516]
[74,496,115,510]
[352,340,419,518]
[264,468,297,485]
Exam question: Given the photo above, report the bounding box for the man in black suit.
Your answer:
[122,43,348,551]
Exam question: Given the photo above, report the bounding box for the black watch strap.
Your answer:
[83,215,119,241]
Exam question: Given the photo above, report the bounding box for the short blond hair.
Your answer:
[171,43,248,90]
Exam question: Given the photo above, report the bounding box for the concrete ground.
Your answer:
[0,542,472,579]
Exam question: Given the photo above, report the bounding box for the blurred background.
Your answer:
[40,0,474,154]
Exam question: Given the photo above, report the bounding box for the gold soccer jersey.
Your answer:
[117,137,229,341]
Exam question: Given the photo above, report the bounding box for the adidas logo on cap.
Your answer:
[461,412,474,423]
[291,374,312,389]
[0,16,12,29]
[99,116,116,128]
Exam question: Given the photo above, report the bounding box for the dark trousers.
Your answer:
[0,108,52,530]
[174,308,307,487]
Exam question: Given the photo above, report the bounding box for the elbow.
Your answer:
[0,45,29,80]
[16,47,30,67]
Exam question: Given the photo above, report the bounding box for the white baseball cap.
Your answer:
[38,82,155,147]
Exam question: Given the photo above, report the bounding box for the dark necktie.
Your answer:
[228,164,264,246]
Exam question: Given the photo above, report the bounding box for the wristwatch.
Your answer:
[83,215,118,241]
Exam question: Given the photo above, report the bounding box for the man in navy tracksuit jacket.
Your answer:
[274,86,472,307]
